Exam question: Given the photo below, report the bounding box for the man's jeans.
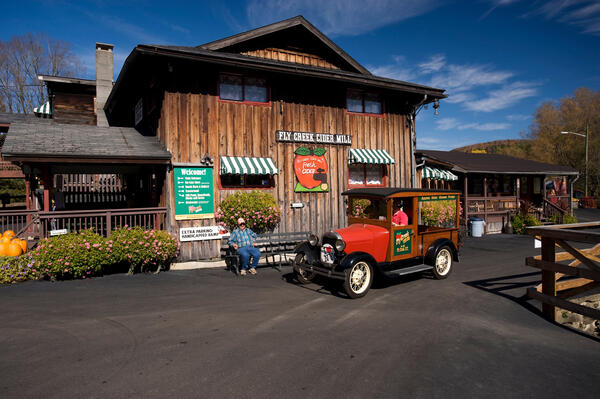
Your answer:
[238,246,261,270]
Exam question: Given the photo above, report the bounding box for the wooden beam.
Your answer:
[526,227,600,243]
[555,239,600,272]
[557,280,600,299]
[527,287,600,320]
[526,257,600,281]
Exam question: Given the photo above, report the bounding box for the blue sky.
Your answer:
[2,0,599,150]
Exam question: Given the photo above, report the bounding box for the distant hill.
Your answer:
[453,139,533,159]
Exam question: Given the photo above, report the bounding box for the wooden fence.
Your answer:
[526,222,600,322]
[0,207,167,240]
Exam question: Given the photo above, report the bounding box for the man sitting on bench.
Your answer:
[228,217,261,276]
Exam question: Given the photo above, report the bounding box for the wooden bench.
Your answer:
[221,231,309,275]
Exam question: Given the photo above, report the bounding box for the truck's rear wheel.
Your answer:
[293,253,315,284]
[343,260,373,298]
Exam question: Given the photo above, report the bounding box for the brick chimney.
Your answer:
[95,43,114,127]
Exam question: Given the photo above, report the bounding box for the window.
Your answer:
[220,174,274,189]
[349,197,387,221]
[418,196,458,229]
[346,90,382,115]
[219,74,268,104]
[348,164,386,187]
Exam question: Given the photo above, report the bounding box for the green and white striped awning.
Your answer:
[349,148,395,164]
[220,156,278,175]
[33,101,52,116]
[423,166,458,181]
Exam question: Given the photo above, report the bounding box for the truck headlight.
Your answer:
[335,239,346,252]
[308,234,319,246]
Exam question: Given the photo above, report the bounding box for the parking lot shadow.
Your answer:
[463,271,543,317]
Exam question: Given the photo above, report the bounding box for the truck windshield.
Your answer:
[348,197,387,221]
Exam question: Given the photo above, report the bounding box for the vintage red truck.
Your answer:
[293,188,461,298]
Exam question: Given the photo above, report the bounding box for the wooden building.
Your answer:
[102,16,445,260]
[416,150,579,234]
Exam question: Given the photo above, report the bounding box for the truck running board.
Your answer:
[383,264,433,277]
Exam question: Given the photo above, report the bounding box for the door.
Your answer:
[389,197,418,263]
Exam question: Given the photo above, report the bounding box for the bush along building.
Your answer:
[1,16,446,261]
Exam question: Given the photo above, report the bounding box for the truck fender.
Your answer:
[424,238,459,266]
[339,252,378,272]
[294,242,319,264]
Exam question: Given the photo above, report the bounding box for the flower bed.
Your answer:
[215,191,281,233]
[0,227,179,284]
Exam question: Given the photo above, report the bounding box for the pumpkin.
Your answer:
[0,242,8,256]
[3,230,15,239]
[6,242,22,257]
[0,237,9,244]
[17,239,27,253]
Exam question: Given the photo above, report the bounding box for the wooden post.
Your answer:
[41,166,51,212]
[483,176,487,233]
[464,175,469,224]
[541,236,557,321]
[106,211,112,237]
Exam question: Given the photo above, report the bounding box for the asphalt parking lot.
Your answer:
[1,231,599,398]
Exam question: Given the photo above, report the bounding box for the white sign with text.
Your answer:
[179,226,229,242]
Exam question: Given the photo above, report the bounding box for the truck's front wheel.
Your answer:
[293,253,315,284]
[343,260,373,298]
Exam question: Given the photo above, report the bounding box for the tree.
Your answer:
[0,33,83,114]
[528,88,600,195]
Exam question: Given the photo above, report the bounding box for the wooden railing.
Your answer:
[542,199,567,224]
[525,222,600,323]
[466,196,518,215]
[0,207,168,239]
[0,209,38,234]
[38,207,167,238]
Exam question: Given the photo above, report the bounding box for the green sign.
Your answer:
[174,167,214,220]
[393,229,412,256]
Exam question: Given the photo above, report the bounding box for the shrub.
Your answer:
[215,191,281,233]
[109,227,179,273]
[0,255,37,284]
[0,228,180,284]
[512,214,541,234]
[31,229,110,280]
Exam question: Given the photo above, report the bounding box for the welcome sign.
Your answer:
[174,167,214,220]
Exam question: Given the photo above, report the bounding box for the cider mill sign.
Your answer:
[276,130,351,193]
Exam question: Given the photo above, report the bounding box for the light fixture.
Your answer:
[433,99,439,116]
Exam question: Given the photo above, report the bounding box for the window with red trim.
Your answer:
[348,164,387,187]
[347,90,382,114]
[219,74,268,103]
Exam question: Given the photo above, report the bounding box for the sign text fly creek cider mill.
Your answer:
[276,130,352,145]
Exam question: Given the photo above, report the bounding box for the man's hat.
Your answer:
[237,217,245,225]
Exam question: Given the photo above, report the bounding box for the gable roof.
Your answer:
[2,120,171,163]
[417,149,578,175]
[198,15,371,75]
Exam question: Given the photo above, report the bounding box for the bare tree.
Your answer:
[0,33,84,114]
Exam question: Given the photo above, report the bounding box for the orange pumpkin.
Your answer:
[0,237,9,244]
[17,239,27,253]
[3,230,15,239]
[0,242,8,256]
[6,242,22,257]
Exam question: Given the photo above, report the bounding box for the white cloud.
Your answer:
[417,135,479,150]
[434,117,510,131]
[465,81,539,112]
[507,113,532,121]
[435,117,460,131]
[246,0,442,36]
[444,92,472,104]
[490,0,600,36]
[419,54,446,74]
[427,64,513,92]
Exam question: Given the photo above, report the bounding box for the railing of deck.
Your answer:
[466,196,518,215]
[38,207,168,237]
[0,207,168,239]
[526,222,600,323]
[0,209,38,234]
